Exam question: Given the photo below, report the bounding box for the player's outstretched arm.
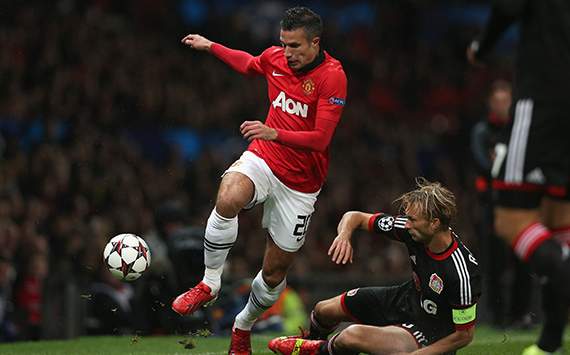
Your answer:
[328,211,373,265]
[181,33,263,75]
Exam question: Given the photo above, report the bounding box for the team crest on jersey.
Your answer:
[429,273,444,294]
[377,216,394,231]
[346,288,359,297]
[302,78,315,95]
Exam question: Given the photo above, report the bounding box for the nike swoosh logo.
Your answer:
[272,71,285,77]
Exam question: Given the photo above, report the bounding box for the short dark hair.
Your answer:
[280,6,322,40]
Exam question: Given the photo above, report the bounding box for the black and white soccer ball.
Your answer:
[103,234,151,281]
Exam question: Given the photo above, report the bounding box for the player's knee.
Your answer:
[314,298,335,319]
[336,325,364,349]
[214,189,244,217]
[313,300,329,320]
[215,175,254,217]
[494,208,541,242]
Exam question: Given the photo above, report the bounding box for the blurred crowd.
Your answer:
[1,0,516,341]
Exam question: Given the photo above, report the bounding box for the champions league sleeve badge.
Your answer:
[377,216,395,231]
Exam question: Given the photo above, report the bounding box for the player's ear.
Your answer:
[311,36,320,47]
[431,218,441,231]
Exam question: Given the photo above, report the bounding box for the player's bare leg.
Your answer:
[230,235,296,354]
[333,324,419,355]
[494,206,569,298]
[269,294,354,342]
[269,324,418,355]
[172,172,254,316]
[307,295,354,339]
[215,172,255,218]
[522,198,570,355]
[541,198,570,228]
[233,235,296,326]
[494,207,541,242]
[260,234,297,287]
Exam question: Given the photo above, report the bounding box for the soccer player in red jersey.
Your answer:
[171,7,347,355]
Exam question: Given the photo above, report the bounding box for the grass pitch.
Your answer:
[0,326,567,354]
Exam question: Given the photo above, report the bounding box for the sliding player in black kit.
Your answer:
[269,178,481,355]
[467,1,570,353]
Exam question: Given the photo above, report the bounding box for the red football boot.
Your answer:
[228,326,252,355]
[268,336,325,355]
[171,281,217,316]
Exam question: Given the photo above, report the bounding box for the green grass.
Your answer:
[0,326,567,354]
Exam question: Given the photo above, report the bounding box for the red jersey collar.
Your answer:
[425,238,458,261]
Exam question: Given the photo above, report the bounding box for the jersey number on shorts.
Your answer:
[293,214,312,241]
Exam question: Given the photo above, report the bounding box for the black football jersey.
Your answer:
[369,213,482,332]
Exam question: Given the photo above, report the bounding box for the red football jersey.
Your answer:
[233,46,347,193]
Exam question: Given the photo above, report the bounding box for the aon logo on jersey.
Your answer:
[272,91,308,118]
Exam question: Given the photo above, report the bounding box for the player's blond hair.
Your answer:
[395,177,457,229]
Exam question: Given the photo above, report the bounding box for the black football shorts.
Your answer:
[341,281,455,353]
[492,98,570,208]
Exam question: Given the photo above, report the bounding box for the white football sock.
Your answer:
[201,208,237,293]
[234,270,286,331]
[203,265,224,295]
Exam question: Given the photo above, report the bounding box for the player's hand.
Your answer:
[240,120,278,141]
[181,34,213,51]
[328,234,353,264]
[466,41,485,68]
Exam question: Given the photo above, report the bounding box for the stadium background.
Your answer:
[0,0,530,342]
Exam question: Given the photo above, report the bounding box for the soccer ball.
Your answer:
[103,234,151,281]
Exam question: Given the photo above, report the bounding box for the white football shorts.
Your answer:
[224,151,319,252]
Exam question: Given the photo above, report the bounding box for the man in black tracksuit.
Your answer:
[471,80,536,329]
[467,1,570,353]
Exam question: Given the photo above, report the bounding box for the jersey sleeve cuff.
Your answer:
[210,42,221,54]
[368,213,381,232]
[455,320,476,330]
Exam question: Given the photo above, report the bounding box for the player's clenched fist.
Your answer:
[181,34,212,51]
[240,120,278,141]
